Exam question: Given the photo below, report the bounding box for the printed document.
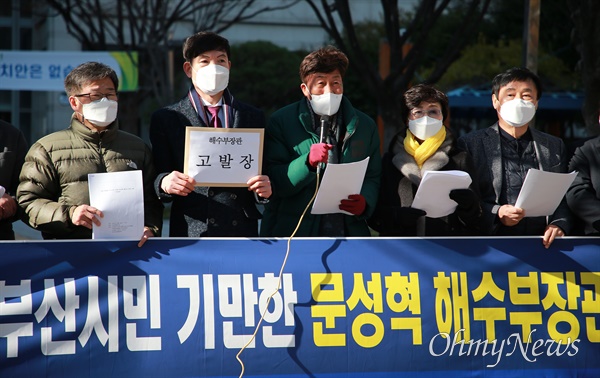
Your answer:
[412,170,472,218]
[88,170,144,240]
[311,157,370,215]
[515,169,577,217]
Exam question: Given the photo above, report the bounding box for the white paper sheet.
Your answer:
[411,170,473,218]
[88,170,144,240]
[311,157,370,215]
[514,169,578,217]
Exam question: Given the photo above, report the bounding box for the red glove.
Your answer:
[339,194,366,216]
[308,143,333,168]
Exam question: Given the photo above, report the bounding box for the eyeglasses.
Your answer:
[410,108,442,119]
[74,92,118,102]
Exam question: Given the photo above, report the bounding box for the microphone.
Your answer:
[317,115,330,176]
[319,115,329,143]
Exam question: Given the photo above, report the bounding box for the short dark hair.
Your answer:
[401,84,449,124]
[299,45,349,83]
[183,31,231,62]
[64,62,119,96]
[492,67,543,100]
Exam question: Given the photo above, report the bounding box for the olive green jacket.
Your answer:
[18,115,162,239]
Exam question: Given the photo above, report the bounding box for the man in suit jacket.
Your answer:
[566,107,600,235]
[150,31,271,237]
[457,67,572,248]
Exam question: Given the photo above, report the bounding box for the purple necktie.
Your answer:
[206,106,222,128]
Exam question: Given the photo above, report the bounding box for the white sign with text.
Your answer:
[184,127,264,187]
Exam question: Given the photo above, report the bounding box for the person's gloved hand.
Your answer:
[593,219,600,233]
[392,206,427,228]
[308,143,333,168]
[449,188,481,220]
[339,194,366,215]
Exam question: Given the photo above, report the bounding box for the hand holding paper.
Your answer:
[339,194,366,216]
[449,188,480,220]
[514,169,577,217]
[71,205,103,229]
[498,205,525,227]
[161,171,195,196]
[311,157,370,215]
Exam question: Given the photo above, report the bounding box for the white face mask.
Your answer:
[408,116,443,140]
[499,98,536,127]
[79,97,118,127]
[195,64,229,96]
[309,92,343,116]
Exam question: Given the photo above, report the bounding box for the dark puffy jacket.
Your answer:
[17,115,162,239]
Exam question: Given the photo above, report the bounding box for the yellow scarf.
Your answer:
[404,127,446,168]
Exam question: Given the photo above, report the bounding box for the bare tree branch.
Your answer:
[426,0,492,84]
[304,0,491,146]
[42,0,299,135]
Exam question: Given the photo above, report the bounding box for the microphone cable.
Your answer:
[236,122,328,377]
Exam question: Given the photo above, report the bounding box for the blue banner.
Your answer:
[0,237,599,377]
[0,51,138,91]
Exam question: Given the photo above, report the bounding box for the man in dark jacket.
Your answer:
[457,67,572,248]
[261,46,381,237]
[566,107,600,235]
[150,31,271,237]
[17,62,162,246]
[0,120,28,240]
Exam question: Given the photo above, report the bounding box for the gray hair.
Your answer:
[64,61,119,96]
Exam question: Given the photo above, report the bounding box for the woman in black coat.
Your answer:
[369,84,482,236]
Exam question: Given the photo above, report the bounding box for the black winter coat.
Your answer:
[457,123,573,235]
[150,89,266,237]
[0,120,28,239]
[566,135,600,235]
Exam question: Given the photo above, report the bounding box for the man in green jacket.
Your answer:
[261,46,381,237]
[17,62,162,246]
